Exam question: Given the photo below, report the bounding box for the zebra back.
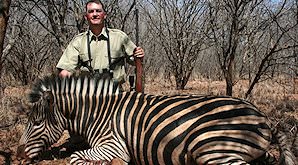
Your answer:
[29,75,117,112]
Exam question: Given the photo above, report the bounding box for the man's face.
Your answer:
[85,2,106,26]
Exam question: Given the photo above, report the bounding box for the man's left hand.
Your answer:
[133,47,144,58]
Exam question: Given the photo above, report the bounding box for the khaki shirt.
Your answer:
[56,27,136,83]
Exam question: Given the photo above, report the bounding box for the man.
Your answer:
[57,0,144,85]
[56,0,144,151]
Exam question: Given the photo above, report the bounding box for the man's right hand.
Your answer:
[59,70,72,77]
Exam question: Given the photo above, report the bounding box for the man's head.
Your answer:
[85,0,106,12]
[85,0,107,27]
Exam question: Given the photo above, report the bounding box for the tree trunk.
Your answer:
[225,71,233,96]
[175,67,193,90]
[0,0,11,97]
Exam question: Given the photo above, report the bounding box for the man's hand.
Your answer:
[59,70,72,77]
[133,47,144,58]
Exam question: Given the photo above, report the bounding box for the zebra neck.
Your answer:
[57,93,119,136]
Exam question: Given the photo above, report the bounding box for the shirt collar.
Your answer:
[88,27,108,41]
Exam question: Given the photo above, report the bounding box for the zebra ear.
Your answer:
[43,91,54,111]
[15,102,31,116]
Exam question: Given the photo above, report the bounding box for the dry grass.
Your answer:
[0,77,297,164]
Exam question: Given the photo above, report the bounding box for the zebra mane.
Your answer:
[29,75,120,103]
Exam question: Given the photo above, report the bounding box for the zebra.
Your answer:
[17,75,296,165]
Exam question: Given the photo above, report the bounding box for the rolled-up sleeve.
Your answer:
[56,37,81,72]
[123,34,136,56]
[122,33,136,65]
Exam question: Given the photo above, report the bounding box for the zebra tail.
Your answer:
[272,127,297,165]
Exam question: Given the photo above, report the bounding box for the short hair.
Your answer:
[85,0,106,12]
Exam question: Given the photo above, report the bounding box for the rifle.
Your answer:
[134,2,143,93]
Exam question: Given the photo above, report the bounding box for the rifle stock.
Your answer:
[135,57,143,92]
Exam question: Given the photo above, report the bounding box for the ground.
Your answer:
[0,78,297,164]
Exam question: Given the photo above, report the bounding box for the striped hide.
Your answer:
[18,75,296,165]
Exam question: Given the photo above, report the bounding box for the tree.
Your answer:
[144,0,206,89]
[16,0,78,52]
[5,20,58,85]
[243,0,298,98]
[0,0,11,96]
[206,0,298,96]
[206,0,263,96]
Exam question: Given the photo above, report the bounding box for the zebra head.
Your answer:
[18,79,68,161]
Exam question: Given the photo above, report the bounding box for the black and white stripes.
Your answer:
[18,75,296,165]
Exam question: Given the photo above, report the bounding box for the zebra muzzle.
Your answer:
[17,144,26,159]
[17,144,34,164]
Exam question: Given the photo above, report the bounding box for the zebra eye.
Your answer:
[33,119,43,126]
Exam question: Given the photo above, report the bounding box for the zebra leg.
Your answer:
[70,149,111,165]
[195,154,250,165]
[249,152,277,164]
[70,147,129,165]
[202,158,250,165]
